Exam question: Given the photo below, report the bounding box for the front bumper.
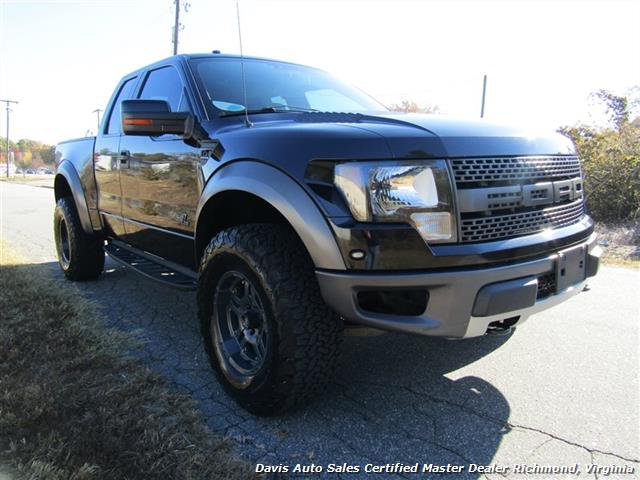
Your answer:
[316,233,600,338]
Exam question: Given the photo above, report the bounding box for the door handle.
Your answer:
[119,151,130,168]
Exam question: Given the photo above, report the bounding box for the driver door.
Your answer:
[118,65,200,269]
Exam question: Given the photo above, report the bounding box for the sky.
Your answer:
[0,0,639,145]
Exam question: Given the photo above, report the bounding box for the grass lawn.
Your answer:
[0,176,54,188]
[0,175,53,182]
[0,244,254,480]
[595,220,640,269]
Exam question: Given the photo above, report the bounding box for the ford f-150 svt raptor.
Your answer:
[54,53,600,414]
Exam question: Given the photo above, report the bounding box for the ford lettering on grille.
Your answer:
[453,156,586,243]
[458,178,583,212]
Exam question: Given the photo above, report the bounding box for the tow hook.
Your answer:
[486,325,514,336]
[486,316,519,336]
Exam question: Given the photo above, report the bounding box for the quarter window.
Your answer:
[106,77,137,135]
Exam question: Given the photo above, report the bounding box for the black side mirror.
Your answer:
[121,99,194,137]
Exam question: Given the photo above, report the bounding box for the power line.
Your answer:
[0,99,19,178]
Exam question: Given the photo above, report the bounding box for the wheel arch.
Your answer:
[54,162,94,234]
[195,161,345,271]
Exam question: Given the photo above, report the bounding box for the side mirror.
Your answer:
[121,99,194,137]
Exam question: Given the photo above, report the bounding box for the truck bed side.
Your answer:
[54,137,101,232]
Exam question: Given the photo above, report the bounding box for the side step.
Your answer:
[105,241,197,291]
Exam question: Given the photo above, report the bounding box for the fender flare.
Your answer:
[55,161,94,234]
[196,161,346,270]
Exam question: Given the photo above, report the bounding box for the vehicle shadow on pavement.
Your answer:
[324,332,513,472]
[23,259,512,478]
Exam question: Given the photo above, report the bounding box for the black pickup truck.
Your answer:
[54,53,600,414]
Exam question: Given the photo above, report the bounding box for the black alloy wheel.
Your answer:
[212,270,270,388]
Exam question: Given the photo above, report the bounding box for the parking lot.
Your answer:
[1,182,638,479]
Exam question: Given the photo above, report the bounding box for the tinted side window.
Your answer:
[107,77,137,135]
[139,66,183,111]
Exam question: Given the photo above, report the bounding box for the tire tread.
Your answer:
[54,197,104,281]
[197,224,342,415]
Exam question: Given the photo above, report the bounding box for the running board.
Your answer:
[105,241,197,291]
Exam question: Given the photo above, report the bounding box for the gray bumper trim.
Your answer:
[316,233,599,338]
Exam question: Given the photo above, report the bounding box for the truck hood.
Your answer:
[343,112,576,158]
[206,111,575,181]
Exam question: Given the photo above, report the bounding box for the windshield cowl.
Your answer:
[219,105,320,117]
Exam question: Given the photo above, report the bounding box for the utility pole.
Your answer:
[172,0,189,55]
[1,99,19,178]
[172,0,180,55]
[92,108,103,134]
[480,74,487,118]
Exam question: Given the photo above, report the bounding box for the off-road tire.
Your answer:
[54,197,104,281]
[198,224,342,415]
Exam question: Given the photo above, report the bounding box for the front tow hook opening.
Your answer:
[486,316,519,336]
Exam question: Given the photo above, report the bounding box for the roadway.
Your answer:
[1,182,638,479]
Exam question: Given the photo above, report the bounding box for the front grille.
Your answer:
[460,200,584,243]
[452,155,586,243]
[452,156,581,184]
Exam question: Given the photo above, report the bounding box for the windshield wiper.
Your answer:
[219,105,318,117]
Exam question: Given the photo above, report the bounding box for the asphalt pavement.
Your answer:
[1,182,638,479]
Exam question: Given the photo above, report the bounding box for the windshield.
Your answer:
[189,57,386,116]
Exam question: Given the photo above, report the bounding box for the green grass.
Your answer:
[0,245,254,480]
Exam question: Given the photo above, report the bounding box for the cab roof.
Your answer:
[123,52,310,79]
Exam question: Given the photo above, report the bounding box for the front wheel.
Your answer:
[197,224,342,415]
[54,197,104,281]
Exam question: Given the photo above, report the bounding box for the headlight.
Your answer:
[334,160,457,243]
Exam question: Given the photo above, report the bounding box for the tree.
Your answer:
[2,138,56,168]
[389,99,440,114]
[0,137,16,154]
[16,150,33,176]
[17,138,42,151]
[591,89,629,130]
[559,88,640,222]
[38,146,56,165]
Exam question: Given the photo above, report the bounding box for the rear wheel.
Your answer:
[197,224,342,415]
[54,197,104,281]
